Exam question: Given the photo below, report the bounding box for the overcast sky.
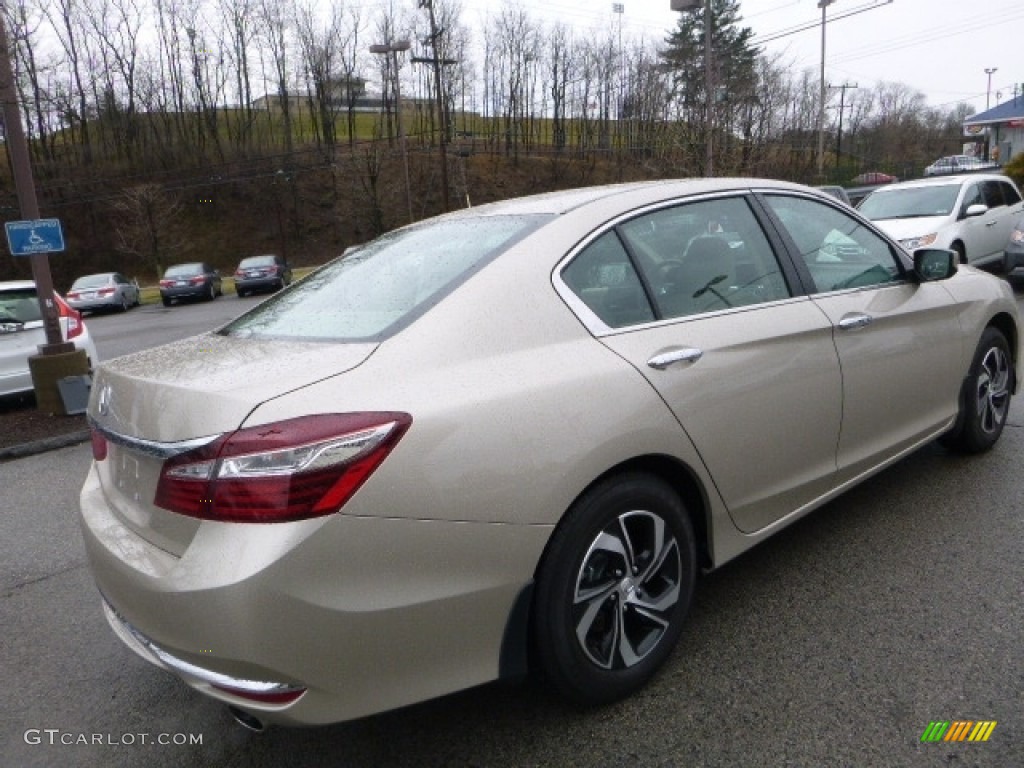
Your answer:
[453,0,1023,113]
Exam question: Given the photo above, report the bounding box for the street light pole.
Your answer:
[370,40,414,224]
[670,0,713,176]
[984,67,998,110]
[816,0,835,179]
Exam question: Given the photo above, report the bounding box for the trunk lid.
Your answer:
[88,333,377,556]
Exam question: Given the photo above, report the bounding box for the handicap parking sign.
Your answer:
[5,218,65,255]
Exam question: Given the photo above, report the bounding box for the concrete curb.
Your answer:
[0,430,91,462]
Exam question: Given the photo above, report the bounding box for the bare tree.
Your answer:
[112,184,187,280]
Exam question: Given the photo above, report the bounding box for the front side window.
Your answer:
[223,215,548,341]
[1001,182,1022,206]
[764,195,904,293]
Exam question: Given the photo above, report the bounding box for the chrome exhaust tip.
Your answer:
[227,705,265,733]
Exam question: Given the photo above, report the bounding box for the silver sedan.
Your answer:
[66,272,141,313]
[80,179,1019,728]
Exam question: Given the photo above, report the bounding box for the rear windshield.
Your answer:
[165,264,203,277]
[239,256,277,268]
[0,288,41,323]
[858,185,960,220]
[71,274,112,289]
[221,214,548,342]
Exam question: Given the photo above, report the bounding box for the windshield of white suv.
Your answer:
[858,185,961,220]
[221,214,549,342]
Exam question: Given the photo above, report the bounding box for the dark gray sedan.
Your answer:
[159,262,222,306]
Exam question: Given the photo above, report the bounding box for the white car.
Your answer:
[923,155,998,177]
[0,280,99,398]
[857,174,1024,270]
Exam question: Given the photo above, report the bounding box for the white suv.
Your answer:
[857,174,1024,270]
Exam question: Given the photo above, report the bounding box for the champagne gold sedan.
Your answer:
[80,179,1019,729]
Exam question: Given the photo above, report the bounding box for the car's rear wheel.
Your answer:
[161,297,171,307]
[119,295,129,312]
[941,327,1013,453]
[532,473,696,705]
[207,284,216,301]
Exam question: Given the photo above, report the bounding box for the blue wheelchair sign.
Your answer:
[5,219,65,256]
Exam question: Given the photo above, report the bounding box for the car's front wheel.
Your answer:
[532,473,696,705]
[941,327,1013,453]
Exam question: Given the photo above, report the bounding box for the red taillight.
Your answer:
[67,291,80,299]
[54,294,84,340]
[189,275,204,285]
[159,279,173,288]
[98,287,115,296]
[234,270,244,277]
[154,413,412,523]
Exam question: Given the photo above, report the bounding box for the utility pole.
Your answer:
[413,0,455,212]
[829,82,857,166]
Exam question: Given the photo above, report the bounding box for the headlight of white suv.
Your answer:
[899,233,937,250]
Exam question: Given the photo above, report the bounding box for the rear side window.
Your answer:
[223,215,548,341]
[561,233,655,328]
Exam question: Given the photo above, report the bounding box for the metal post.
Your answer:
[371,40,414,224]
[0,14,70,353]
[816,0,834,179]
[984,67,997,110]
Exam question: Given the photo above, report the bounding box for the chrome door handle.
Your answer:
[647,347,703,370]
[985,220,997,227]
[838,313,873,331]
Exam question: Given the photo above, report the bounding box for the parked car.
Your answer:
[1004,213,1024,273]
[0,280,99,398]
[923,154,998,177]
[857,174,1024,270]
[66,272,140,313]
[816,185,851,205]
[81,179,1019,729]
[851,171,897,185]
[233,254,292,297]
[159,263,222,306]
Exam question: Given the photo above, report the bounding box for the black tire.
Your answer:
[119,295,129,312]
[532,473,696,705]
[207,283,216,301]
[940,327,1013,453]
[161,297,171,307]
[236,288,247,298]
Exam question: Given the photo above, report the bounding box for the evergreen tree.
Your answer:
[662,0,760,171]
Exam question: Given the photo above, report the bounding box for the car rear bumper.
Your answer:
[235,277,282,292]
[79,463,548,725]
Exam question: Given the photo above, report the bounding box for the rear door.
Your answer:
[559,194,844,534]
[759,193,963,484]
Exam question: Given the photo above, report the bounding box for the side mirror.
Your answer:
[964,203,988,218]
[914,248,957,281]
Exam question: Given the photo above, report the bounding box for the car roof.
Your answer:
[867,174,1007,192]
[0,280,37,292]
[431,178,815,219]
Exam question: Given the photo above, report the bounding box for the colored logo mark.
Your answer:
[921,721,997,742]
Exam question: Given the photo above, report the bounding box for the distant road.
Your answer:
[84,294,265,362]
